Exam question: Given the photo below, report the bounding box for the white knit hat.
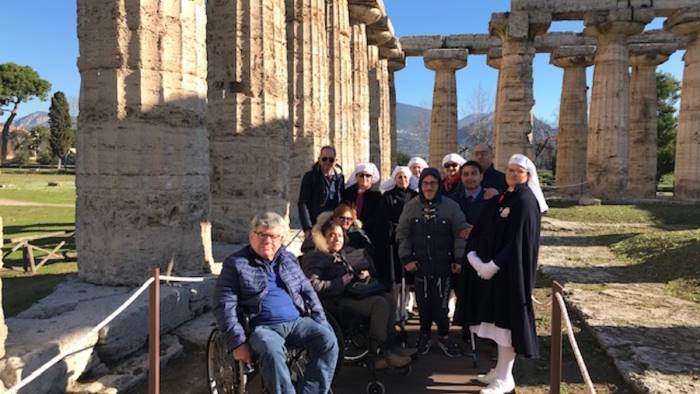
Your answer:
[508,153,549,213]
[381,166,412,192]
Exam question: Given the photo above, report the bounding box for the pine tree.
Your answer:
[48,91,72,169]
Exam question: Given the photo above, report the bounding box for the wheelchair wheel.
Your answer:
[326,313,345,375]
[288,347,309,391]
[366,380,385,394]
[207,328,247,394]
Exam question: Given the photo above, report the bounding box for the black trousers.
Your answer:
[414,275,451,337]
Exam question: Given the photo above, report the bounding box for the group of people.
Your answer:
[213,143,547,394]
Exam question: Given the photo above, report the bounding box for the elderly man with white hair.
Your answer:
[213,212,338,394]
[458,153,548,394]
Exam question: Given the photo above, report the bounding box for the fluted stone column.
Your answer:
[208,0,290,243]
[665,7,700,200]
[327,0,354,172]
[368,46,392,179]
[584,8,653,198]
[388,58,405,168]
[287,0,330,223]
[550,46,594,196]
[424,49,468,167]
[77,0,212,284]
[487,48,502,150]
[489,12,551,169]
[349,3,381,164]
[627,49,672,198]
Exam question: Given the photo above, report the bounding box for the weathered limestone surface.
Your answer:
[327,0,355,172]
[368,46,392,179]
[665,7,700,200]
[490,11,551,169]
[76,0,212,285]
[585,8,654,198]
[388,58,405,169]
[350,5,379,163]
[550,46,594,196]
[424,49,468,167]
[0,216,4,362]
[627,50,672,198]
[208,0,290,243]
[287,0,330,223]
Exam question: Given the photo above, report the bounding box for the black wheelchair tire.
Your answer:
[207,328,242,394]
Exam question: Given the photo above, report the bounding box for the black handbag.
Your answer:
[345,277,386,299]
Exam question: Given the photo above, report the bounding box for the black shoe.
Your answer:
[436,335,461,358]
[416,334,432,355]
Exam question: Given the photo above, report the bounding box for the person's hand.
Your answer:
[341,273,354,285]
[459,226,472,239]
[451,263,462,274]
[405,261,418,272]
[467,251,483,274]
[483,188,499,200]
[357,270,370,281]
[479,260,500,280]
[232,343,253,363]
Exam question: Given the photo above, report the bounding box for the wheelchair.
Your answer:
[325,305,411,394]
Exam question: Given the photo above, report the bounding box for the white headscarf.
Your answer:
[441,153,466,168]
[407,157,428,169]
[381,166,412,192]
[508,153,549,213]
[345,162,380,189]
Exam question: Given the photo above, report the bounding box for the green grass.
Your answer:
[610,229,700,303]
[2,270,76,317]
[657,173,674,191]
[0,171,76,204]
[547,201,700,227]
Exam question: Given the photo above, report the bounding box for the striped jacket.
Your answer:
[212,245,328,351]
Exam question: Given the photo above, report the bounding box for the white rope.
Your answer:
[532,294,552,306]
[7,277,155,394]
[555,292,597,394]
[545,181,589,190]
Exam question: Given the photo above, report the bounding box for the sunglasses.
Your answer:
[320,157,335,163]
[357,173,372,178]
[443,162,459,168]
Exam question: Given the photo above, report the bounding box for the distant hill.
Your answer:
[11,111,77,130]
[396,103,558,168]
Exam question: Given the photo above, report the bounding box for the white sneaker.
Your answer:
[479,375,515,394]
[476,368,497,385]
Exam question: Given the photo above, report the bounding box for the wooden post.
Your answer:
[149,267,160,394]
[22,243,36,273]
[550,281,564,394]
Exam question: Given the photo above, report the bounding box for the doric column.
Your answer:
[627,46,674,198]
[487,47,502,150]
[424,49,468,167]
[550,46,594,196]
[388,57,406,169]
[287,0,330,222]
[208,0,290,243]
[489,11,551,169]
[584,8,653,198]
[349,3,381,163]
[327,0,354,172]
[665,7,700,200]
[77,0,212,284]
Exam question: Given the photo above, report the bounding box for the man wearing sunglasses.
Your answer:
[298,146,345,238]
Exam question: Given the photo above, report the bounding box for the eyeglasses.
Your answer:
[254,231,282,241]
[336,216,353,222]
[320,157,335,163]
[357,173,372,178]
[443,163,459,168]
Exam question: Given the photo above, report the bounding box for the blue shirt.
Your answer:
[250,257,300,327]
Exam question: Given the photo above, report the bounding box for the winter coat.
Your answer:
[298,163,345,231]
[212,245,327,352]
[376,187,418,285]
[341,184,382,250]
[456,183,542,358]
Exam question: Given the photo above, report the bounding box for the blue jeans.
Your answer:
[248,316,338,394]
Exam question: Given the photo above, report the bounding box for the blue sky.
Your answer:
[1,1,686,125]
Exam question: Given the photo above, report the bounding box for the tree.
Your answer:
[11,125,50,163]
[460,82,495,147]
[49,91,73,169]
[656,72,681,180]
[0,63,51,163]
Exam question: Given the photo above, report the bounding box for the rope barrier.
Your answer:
[5,274,209,394]
[554,292,597,394]
[544,181,589,190]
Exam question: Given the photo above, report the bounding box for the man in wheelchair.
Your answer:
[212,212,338,394]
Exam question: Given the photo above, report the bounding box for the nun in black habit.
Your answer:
[459,153,548,394]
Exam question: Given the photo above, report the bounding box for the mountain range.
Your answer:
[7,111,78,130]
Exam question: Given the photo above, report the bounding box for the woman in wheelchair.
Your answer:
[301,215,415,370]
